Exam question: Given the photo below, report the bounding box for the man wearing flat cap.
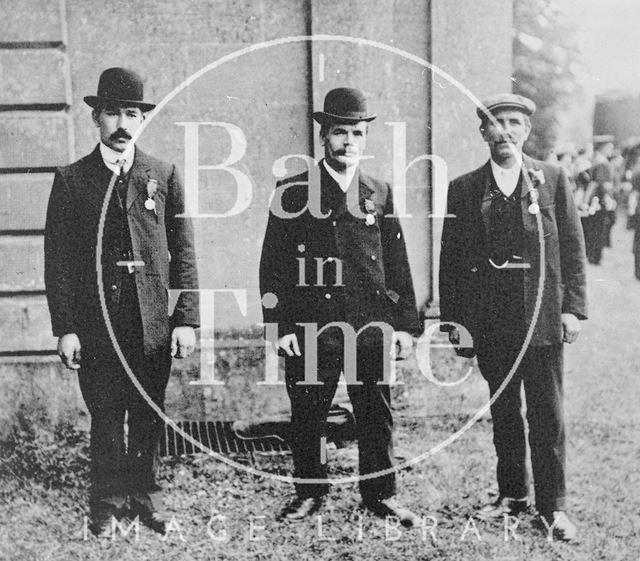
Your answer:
[439,93,587,541]
[260,87,421,525]
[44,67,198,536]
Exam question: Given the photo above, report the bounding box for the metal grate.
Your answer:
[160,420,291,457]
[160,406,356,458]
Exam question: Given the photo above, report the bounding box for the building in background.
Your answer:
[0,0,512,409]
[594,91,640,142]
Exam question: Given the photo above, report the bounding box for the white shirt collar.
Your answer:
[490,158,522,197]
[322,159,357,192]
[99,142,134,175]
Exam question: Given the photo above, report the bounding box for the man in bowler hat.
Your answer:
[44,68,199,536]
[260,88,421,524]
[439,94,587,541]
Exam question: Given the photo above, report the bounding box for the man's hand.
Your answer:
[277,333,301,357]
[447,326,476,359]
[391,331,413,360]
[171,326,196,358]
[448,327,460,346]
[561,313,581,344]
[58,334,81,370]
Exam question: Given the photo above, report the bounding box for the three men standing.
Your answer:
[44,70,586,542]
[439,94,587,541]
[44,68,199,536]
[259,88,421,525]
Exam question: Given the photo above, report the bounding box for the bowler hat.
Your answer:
[313,88,377,124]
[84,67,156,112]
[477,93,536,119]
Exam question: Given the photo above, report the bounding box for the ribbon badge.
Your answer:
[364,198,376,225]
[526,168,545,215]
[145,179,158,213]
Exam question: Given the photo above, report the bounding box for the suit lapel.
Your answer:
[479,161,494,234]
[126,148,153,212]
[336,169,375,220]
[479,157,540,235]
[79,145,112,211]
[357,171,375,201]
[318,162,377,221]
[520,154,539,233]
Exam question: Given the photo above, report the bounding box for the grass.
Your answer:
[1,222,639,560]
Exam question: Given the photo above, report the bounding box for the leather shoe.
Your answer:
[88,504,126,538]
[129,497,169,534]
[89,515,116,538]
[89,499,126,538]
[478,496,530,519]
[280,496,323,521]
[540,511,577,542]
[364,497,421,528]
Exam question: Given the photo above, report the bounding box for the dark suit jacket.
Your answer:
[439,155,587,348]
[45,145,199,355]
[259,163,419,340]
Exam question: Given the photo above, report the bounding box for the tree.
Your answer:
[513,0,587,159]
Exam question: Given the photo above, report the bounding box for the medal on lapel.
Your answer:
[364,198,376,225]
[528,187,540,215]
[526,168,545,215]
[145,179,158,217]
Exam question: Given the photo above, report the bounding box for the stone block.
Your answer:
[0,0,64,43]
[0,173,53,231]
[0,235,45,291]
[0,50,69,106]
[0,295,56,352]
[0,112,73,169]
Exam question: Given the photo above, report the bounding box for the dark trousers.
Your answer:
[78,273,171,514]
[284,330,395,502]
[633,228,640,279]
[477,343,566,518]
[582,212,606,264]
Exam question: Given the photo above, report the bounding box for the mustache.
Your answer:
[110,129,131,141]
[335,149,358,156]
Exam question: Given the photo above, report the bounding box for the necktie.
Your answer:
[115,160,127,206]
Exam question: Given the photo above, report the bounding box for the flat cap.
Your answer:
[476,93,536,119]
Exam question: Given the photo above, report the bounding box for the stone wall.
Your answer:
[0,0,513,427]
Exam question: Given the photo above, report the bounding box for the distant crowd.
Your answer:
[547,135,640,278]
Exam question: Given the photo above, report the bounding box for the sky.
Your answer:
[569,0,640,95]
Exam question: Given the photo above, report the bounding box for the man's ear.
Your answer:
[91,109,101,127]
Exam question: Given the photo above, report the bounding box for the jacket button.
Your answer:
[110,285,118,292]
[471,266,478,273]
[371,255,377,261]
[324,293,331,299]
[332,221,337,227]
